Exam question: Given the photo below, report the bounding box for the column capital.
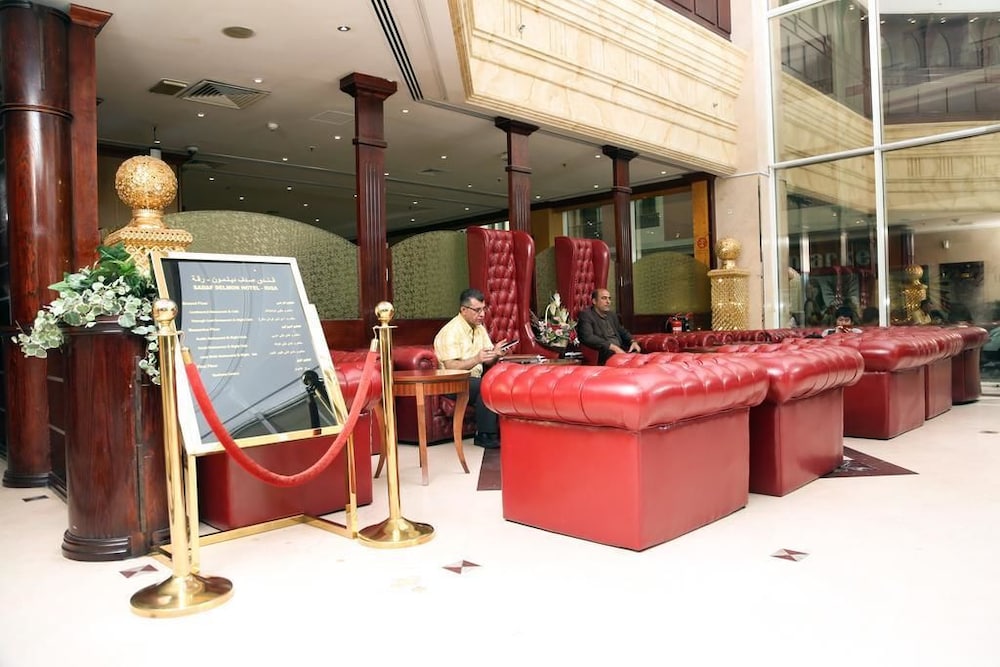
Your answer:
[602,145,639,161]
[495,117,539,136]
[339,72,397,100]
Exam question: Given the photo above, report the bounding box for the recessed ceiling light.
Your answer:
[208,177,215,181]
[594,154,601,159]
[593,184,599,189]
[222,26,255,39]
[384,172,389,176]
[303,203,309,207]
[410,218,415,222]
[464,207,470,211]
[440,155,447,159]
[660,170,667,175]
[401,109,409,114]
[337,25,351,32]
[314,218,320,222]
[334,135,341,140]
[197,112,205,118]
[286,186,292,191]
[535,195,541,199]
[282,157,288,162]
[253,77,264,84]
[412,201,418,205]
[467,184,472,188]
[239,195,245,201]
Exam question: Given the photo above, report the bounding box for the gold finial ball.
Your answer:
[903,264,924,282]
[375,301,395,324]
[114,155,178,210]
[716,237,742,262]
[152,298,178,324]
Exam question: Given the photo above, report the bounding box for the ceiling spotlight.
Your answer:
[286,186,292,191]
[402,109,409,114]
[337,25,351,32]
[196,112,205,118]
[440,155,447,159]
[253,77,264,84]
[267,121,279,131]
[334,135,341,140]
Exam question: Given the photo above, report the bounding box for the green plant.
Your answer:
[13,244,160,384]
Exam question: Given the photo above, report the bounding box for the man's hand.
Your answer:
[609,344,626,355]
[628,341,641,353]
[479,338,508,363]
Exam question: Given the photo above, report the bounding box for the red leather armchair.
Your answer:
[554,236,610,364]
[467,226,553,357]
[392,345,476,445]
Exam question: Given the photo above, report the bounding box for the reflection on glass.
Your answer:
[772,0,872,162]
[881,10,1000,134]
[776,155,877,328]
[884,134,1000,347]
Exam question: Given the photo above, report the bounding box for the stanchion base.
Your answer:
[129,573,234,618]
[358,516,434,548]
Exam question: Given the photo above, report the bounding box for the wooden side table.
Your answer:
[377,369,471,486]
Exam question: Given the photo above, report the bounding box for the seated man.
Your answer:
[576,288,640,365]
[822,305,862,336]
[433,288,508,449]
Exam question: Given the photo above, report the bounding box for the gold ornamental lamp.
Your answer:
[104,155,193,274]
[900,263,928,322]
[707,237,749,330]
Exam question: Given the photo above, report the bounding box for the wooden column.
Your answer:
[340,73,396,334]
[68,5,111,269]
[1,2,73,488]
[603,145,638,329]
[495,118,538,234]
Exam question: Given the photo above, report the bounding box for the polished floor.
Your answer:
[2,394,1000,667]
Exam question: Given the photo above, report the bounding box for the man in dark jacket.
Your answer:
[576,288,641,365]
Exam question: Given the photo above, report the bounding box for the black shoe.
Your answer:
[474,433,500,449]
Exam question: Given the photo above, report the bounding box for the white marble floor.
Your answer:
[2,395,999,667]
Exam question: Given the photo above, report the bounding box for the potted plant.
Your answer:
[532,292,578,350]
[13,243,160,383]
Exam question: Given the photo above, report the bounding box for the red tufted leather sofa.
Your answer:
[481,357,769,550]
[947,325,989,403]
[693,345,862,495]
[554,236,610,365]
[197,350,379,531]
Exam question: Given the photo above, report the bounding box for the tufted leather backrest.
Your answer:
[467,227,549,356]
[553,237,611,321]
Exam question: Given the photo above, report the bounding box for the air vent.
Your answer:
[149,78,188,95]
[310,110,354,126]
[179,79,270,110]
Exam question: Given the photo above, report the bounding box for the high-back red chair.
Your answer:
[467,226,551,357]
[554,236,610,364]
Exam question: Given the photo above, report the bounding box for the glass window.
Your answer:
[884,133,1000,333]
[776,155,878,328]
[772,0,873,162]
[881,10,1000,132]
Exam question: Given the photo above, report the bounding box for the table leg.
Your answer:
[415,386,429,486]
[453,385,470,474]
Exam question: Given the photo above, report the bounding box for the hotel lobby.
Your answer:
[3,1,1000,665]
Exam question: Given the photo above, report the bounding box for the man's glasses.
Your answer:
[462,304,488,315]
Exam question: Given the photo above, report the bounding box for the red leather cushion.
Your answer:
[483,356,768,430]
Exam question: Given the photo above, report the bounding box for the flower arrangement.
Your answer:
[532,292,577,349]
[13,243,161,384]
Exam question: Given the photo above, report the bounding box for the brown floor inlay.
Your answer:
[476,448,501,491]
[823,447,917,478]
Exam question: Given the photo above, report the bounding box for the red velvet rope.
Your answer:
[182,347,379,487]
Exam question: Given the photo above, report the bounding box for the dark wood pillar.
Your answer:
[68,5,111,269]
[1,1,74,488]
[495,118,538,234]
[603,145,638,328]
[340,73,396,334]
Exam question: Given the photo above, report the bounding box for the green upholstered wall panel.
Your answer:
[390,230,469,318]
[633,251,710,314]
[535,246,557,309]
[164,210,359,319]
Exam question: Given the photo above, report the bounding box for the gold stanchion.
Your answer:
[358,302,434,548]
[130,299,234,617]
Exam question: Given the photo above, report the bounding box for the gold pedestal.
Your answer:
[358,517,435,548]
[129,573,234,618]
[707,237,750,331]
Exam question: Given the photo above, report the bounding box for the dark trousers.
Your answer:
[467,376,498,436]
